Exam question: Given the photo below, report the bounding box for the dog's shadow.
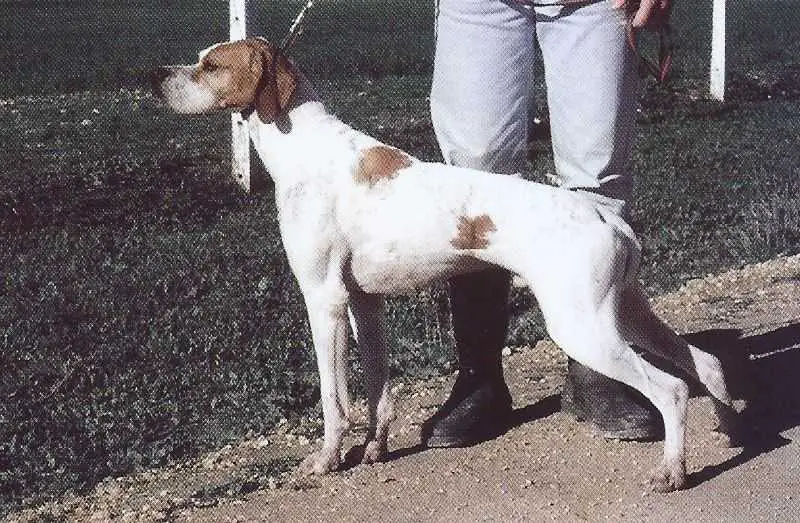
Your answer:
[682,324,800,487]
[341,394,562,470]
[343,325,800,486]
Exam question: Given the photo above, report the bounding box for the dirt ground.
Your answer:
[9,254,800,523]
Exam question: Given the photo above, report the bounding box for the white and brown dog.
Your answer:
[152,37,740,492]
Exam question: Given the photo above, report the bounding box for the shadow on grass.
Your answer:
[682,324,800,487]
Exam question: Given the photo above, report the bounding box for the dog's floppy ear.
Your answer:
[250,39,299,124]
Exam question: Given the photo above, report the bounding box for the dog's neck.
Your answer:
[245,75,381,194]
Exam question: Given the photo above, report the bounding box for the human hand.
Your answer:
[613,0,672,29]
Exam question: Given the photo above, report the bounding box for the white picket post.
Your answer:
[230,0,251,191]
[710,0,726,101]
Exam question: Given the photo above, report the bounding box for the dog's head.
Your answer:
[151,38,299,123]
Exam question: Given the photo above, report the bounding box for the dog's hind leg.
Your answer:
[536,284,690,492]
[560,326,688,491]
[619,284,741,445]
[297,285,353,476]
[349,290,396,464]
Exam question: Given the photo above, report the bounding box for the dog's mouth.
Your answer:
[148,66,222,115]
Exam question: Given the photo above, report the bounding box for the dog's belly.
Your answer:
[349,249,489,294]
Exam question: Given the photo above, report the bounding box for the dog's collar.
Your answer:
[240,105,256,120]
[240,3,314,121]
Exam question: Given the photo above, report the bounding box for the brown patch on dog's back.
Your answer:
[451,215,497,250]
[355,146,412,186]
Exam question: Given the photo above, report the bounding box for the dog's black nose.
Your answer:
[149,67,171,97]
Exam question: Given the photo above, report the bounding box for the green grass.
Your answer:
[1,0,799,516]
[0,0,434,98]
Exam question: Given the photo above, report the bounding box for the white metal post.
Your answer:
[230,0,251,191]
[710,0,726,101]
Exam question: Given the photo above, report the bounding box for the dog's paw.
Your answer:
[647,461,686,493]
[298,448,341,476]
[361,440,387,465]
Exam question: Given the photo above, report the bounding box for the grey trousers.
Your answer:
[431,0,659,433]
[430,0,640,202]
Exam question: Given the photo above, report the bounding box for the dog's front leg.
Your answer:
[297,286,352,476]
[348,290,395,464]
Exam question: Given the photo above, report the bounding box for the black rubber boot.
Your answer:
[421,269,513,448]
[561,358,663,441]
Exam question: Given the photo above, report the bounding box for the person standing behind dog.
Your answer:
[421,0,672,447]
